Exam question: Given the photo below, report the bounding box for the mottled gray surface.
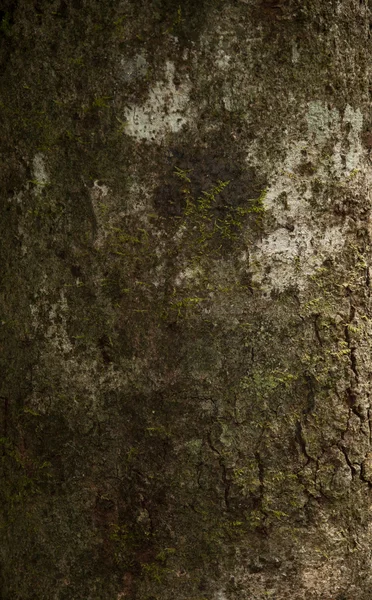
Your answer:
[1,1,372,598]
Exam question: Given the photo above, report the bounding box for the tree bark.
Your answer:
[1,1,372,598]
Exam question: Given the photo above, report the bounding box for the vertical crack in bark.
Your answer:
[346,388,364,421]
[221,462,231,510]
[254,451,267,520]
[303,373,316,415]
[249,451,268,533]
[339,409,371,487]
[360,463,372,488]
[368,408,372,445]
[196,460,204,489]
[313,313,323,347]
[207,433,230,510]
[345,303,358,381]
[366,265,371,294]
[338,444,357,478]
[344,302,364,422]
[295,420,312,464]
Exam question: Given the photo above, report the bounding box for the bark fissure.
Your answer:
[206,433,231,510]
[368,408,372,445]
[338,444,357,478]
[295,419,312,464]
[2,0,372,598]
[345,303,359,381]
[313,314,323,347]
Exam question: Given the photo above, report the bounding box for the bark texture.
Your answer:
[1,1,372,598]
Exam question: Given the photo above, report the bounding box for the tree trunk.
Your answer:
[1,1,372,598]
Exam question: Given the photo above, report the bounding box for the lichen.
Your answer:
[2,1,372,599]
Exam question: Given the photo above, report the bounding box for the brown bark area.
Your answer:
[1,1,372,599]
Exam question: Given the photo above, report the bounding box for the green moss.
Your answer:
[141,561,169,584]
[175,166,266,251]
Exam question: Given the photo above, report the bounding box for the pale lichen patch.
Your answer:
[249,101,367,292]
[301,562,343,596]
[306,101,363,177]
[174,265,204,287]
[251,180,347,292]
[214,48,231,70]
[123,61,192,142]
[214,590,228,600]
[291,41,299,64]
[32,153,50,186]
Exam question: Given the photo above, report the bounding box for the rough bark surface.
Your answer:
[1,1,372,598]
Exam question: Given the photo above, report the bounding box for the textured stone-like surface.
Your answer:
[1,1,372,599]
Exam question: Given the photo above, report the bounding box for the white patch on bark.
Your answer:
[292,41,300,64]
[214,591,228,600]
[301,563,342,595]
[174,265,203,287]
[32,153,49,185]
[91,179,109,207]
[306,101,363,176]
[249,102,366,292]
[215,48,231,70]
[30,287,72,354]
[123,61,192,142]
[251,176,347,292]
